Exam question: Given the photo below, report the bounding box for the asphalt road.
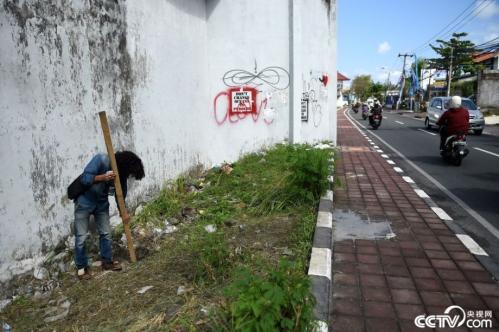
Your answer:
[347,108,499,275]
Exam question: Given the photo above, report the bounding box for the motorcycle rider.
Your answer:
[369,100,383,124]
[436,96,469,152]
[361,102,370,119]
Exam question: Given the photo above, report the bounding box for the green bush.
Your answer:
[216,259,316,332]
[251,146,330,214]
[288,147,330,202]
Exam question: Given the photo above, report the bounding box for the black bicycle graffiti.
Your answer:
[222,66,290,91]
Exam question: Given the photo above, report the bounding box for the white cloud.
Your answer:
[475,0,499,19]
[377,41,391,54]
[483,23,499,41]
[484,31,499,41]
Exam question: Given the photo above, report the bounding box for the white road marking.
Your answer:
[431,207,453,221]
[344,109,499,241]
[317,211,333,228]
[417,129,437,136]
[395,121,405,125]
[393,167,404,173]
[381,154,389,158]
[383,116,387,119]
[387,160,395,165]
[376,149,383,153]
[373,145,379,149]
[474,147,499,158]
[414,189,430,198]
[402,176,415,183]
[456,234,489,256]
[308,247,332,280]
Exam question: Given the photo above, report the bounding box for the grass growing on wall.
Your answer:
[0,143,334,331]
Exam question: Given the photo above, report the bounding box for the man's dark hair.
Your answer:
[115,151,145,180]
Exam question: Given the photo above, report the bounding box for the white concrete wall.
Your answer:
[126,0,209,198]
[0,0,336,283]
[296,0,336,143]
[204,0,291,162]
[478,69,499,112]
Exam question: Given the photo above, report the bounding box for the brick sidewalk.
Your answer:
[329,110,499,332]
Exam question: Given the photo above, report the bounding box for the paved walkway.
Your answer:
[329,110,499,331]
[484,125,499,137]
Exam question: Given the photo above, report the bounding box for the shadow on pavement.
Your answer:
[451,187,499,216]
[407,155,446,166]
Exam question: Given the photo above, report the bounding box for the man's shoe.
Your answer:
[102,261,122,271]
[77,267,92,280]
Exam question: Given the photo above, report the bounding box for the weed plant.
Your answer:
[180,226,232,282]
[214,260,316,331]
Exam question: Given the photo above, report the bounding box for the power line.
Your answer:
[475,36,499,51]
[438,0,494,39]
[415,0,493,56]
[411,0,477,54]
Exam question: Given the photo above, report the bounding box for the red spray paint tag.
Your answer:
[320,74,329,87]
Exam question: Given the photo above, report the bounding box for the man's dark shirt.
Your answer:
[436,107,469,135]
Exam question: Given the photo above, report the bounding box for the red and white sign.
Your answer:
[229,87,257,116]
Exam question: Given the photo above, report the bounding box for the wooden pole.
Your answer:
[98,111,137,262]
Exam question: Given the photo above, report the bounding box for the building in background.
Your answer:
[421,69,448,99]
[337,71,350,107]
[474,47,499,112]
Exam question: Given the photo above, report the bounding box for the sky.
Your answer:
[338,0,499,87]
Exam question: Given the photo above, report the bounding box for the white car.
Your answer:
[425,97,485,135]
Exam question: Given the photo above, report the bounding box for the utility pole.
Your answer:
[446,47,453,97]
[397,53,411,110]
[385,71,391,100]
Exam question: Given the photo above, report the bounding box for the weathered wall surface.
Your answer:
[0,0,336,282]
[125,0,209,201]
[478,69,499,112]
[0,0,138,281]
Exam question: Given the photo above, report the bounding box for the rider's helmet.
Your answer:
[449,96,462,109]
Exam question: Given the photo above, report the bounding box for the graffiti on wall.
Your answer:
[302,71,329,127]
[213,65,290,125]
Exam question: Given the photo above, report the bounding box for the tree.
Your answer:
[351,75,372,101]
[369,82,385,102]
[427,32,477,80]
[411,57,427,82]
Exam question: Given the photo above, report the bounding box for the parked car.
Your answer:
[425,96,485,135]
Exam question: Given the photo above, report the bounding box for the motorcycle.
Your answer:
[440,132,469,166]
[369,112,382,129]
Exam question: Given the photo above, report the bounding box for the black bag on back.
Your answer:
[67,174,88,200]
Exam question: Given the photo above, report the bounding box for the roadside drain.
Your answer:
[332,209,395,241]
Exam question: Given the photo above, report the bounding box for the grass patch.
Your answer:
[0,143,333,331]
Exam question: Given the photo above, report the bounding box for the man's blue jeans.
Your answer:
[74,204,113,269]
